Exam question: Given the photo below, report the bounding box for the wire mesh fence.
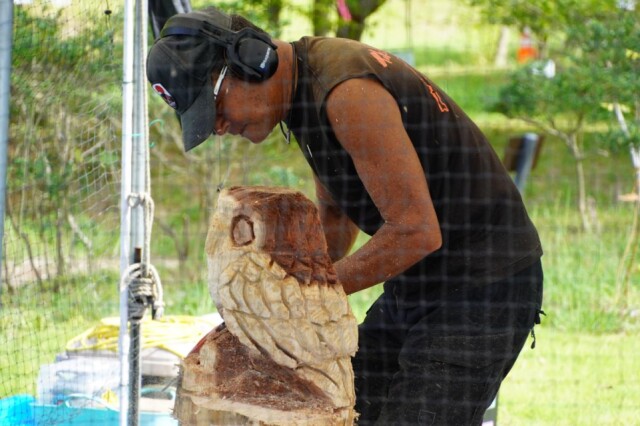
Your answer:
[1,0,639,425]
[2,0,125,423]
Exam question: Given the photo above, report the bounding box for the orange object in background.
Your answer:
[517,27,538,63]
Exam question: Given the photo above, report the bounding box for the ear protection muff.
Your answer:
[160,16,279,82]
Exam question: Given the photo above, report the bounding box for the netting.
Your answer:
[1,0,124,423]
[1,0,639,425]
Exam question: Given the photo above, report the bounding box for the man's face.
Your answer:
[212,70,279,144]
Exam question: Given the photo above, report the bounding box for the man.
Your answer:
[147,7,544,425]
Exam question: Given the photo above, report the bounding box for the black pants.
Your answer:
[353,260,544,425]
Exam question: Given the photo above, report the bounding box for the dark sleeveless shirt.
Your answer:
[287,36,542,286]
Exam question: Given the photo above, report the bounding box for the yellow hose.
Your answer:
[65,314,221,358]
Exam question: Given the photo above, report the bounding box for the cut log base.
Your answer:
[175,325,356,425]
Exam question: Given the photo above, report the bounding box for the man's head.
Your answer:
[147,8,278,151]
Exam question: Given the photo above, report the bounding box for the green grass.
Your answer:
[530,203,640,333]
[1,275,119,397]
[0,271,215,397]
[500,328,640,425]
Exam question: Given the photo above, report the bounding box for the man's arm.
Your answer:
[314,174,360,262]
[325,77,442,295]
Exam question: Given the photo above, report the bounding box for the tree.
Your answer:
[495,61,607,231]
[311,0,334,36]
[478,0,635,231]
[464,0,618,58]
[214,0,286,36]
[8,6,117,286]
[335,0,387,40]
[309,0,388,40]
[568,6,640,297]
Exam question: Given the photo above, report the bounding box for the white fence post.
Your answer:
[0,0,14,290]
[120,0,151,423]
[119,0,134,422]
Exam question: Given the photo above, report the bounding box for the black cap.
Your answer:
[147,10,230,151]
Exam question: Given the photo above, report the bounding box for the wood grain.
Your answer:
[175,186,358,425]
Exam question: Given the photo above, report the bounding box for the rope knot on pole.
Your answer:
[121,263,164,322]
[122,190,163,321]
[127,192,154,209]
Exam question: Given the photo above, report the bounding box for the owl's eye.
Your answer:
[231,215,255,246]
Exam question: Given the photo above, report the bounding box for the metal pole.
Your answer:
[0,0,14,295]
[514,132,539,193]
[119,0,135,423]
[131,0,148,264]
[127,0,149,423]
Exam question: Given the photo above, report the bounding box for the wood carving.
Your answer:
[175,186,359,425]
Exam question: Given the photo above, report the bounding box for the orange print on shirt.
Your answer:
[369,49,393,68]
[427,84,449,113]
[369,47,449,114]
[404,66,450,113]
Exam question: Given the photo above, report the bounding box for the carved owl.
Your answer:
[205,186,359,408]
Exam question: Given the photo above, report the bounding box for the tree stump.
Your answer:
[174,186,359,425]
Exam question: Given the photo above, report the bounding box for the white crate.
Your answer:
[37,357,120,406]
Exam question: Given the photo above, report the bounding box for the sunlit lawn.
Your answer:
[499,328,640,425]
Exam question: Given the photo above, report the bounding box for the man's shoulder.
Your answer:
[294,37,390,102]
[296,36,366,57]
